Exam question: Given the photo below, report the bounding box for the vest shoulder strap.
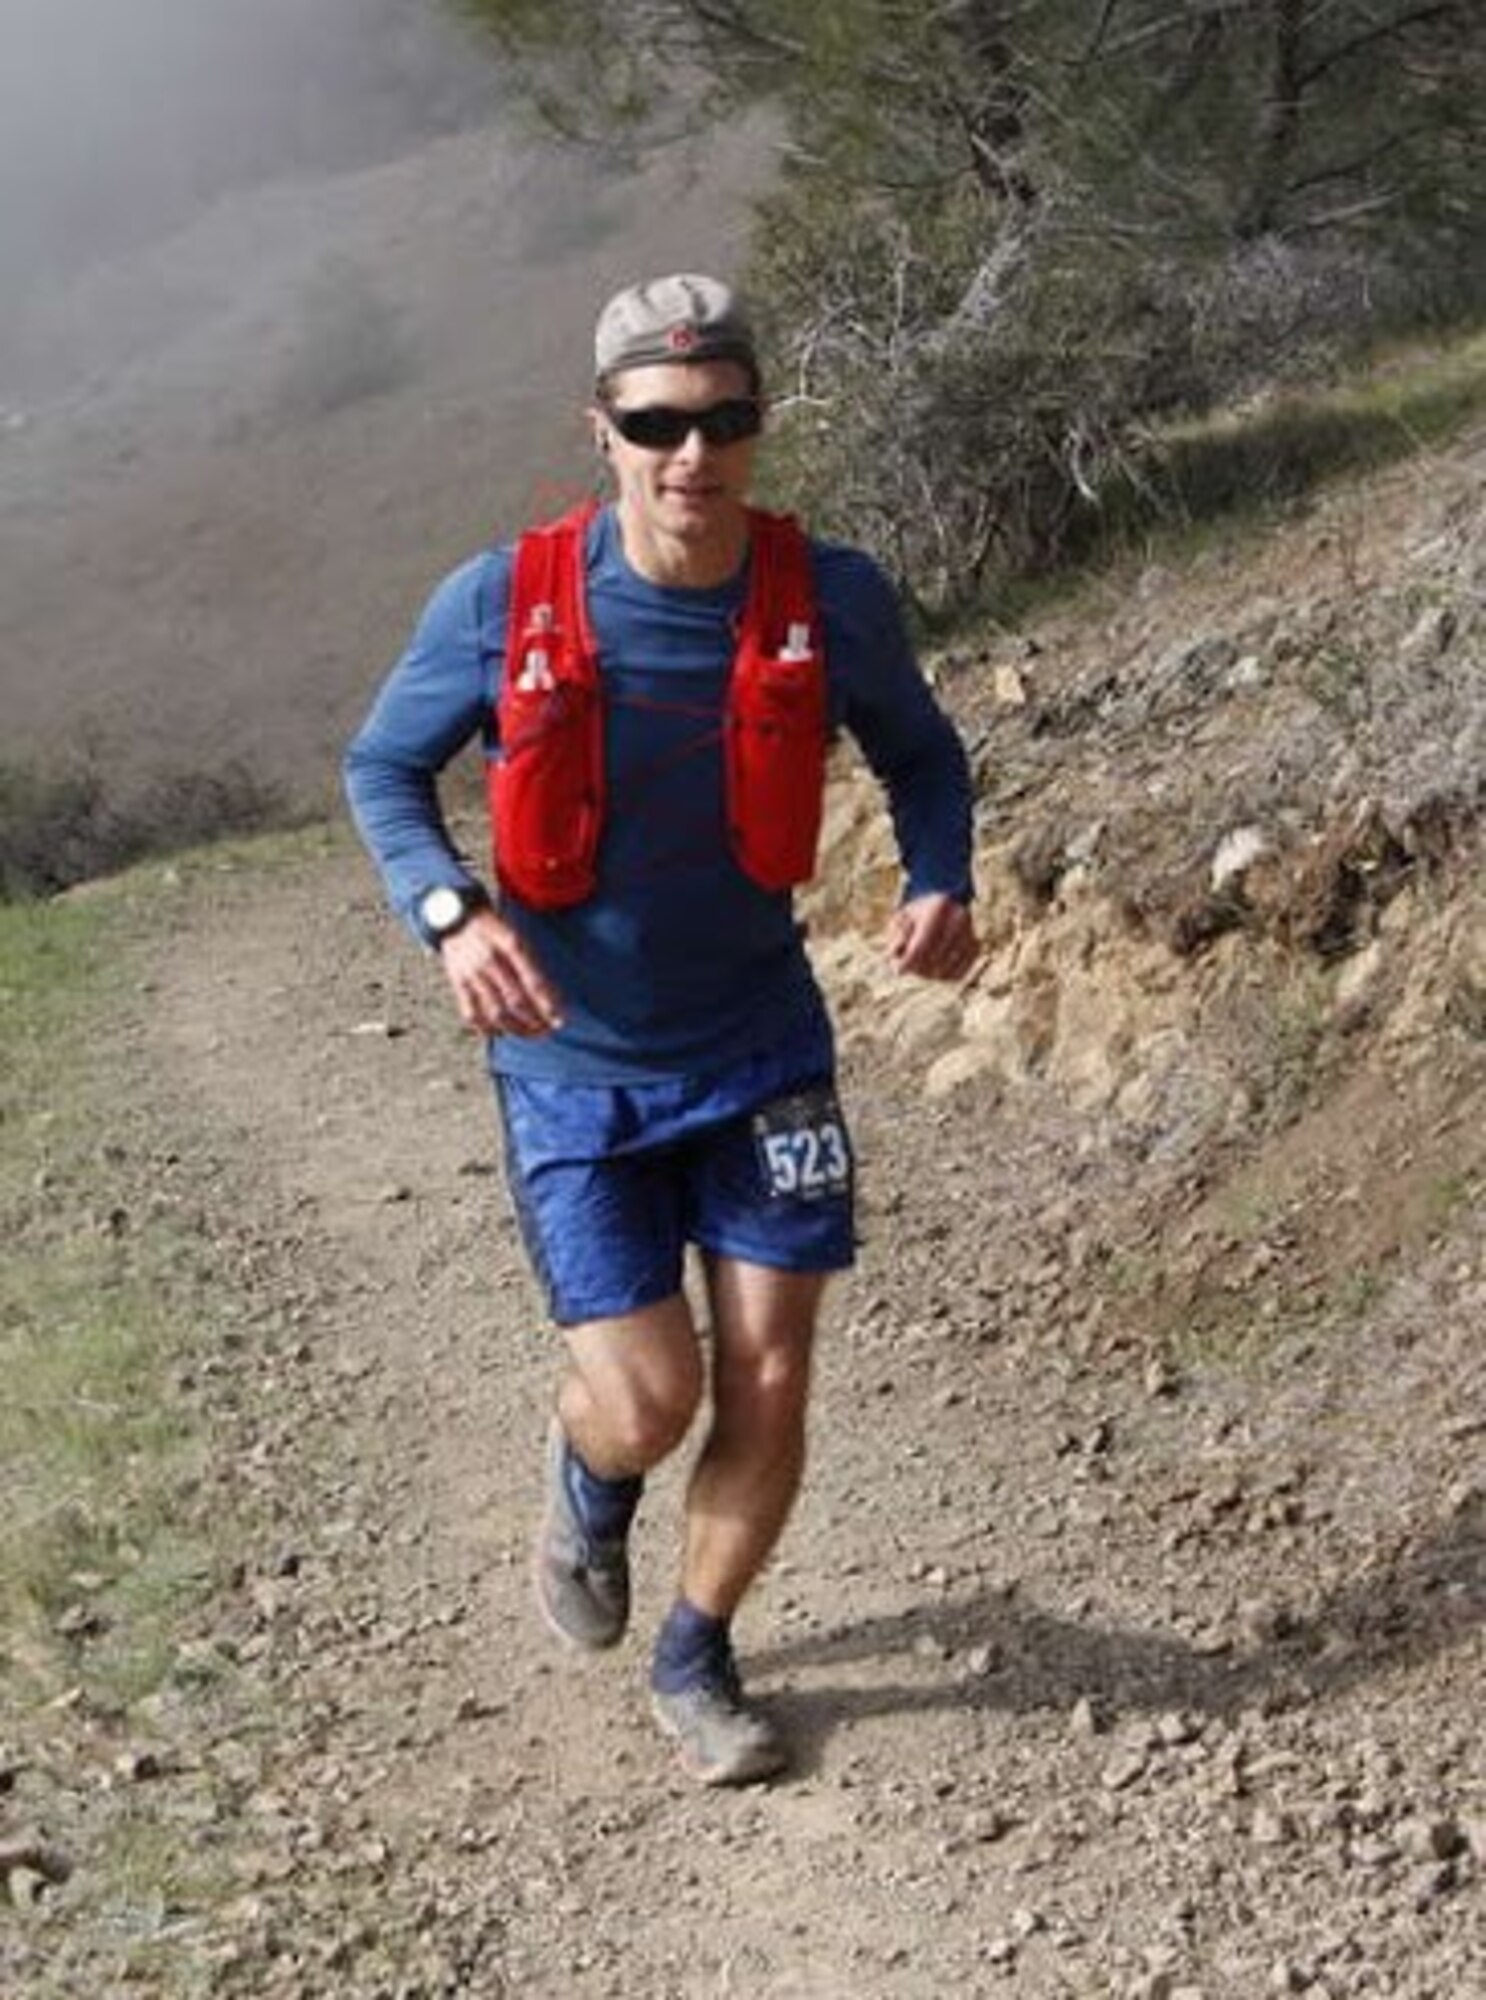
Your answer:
[743,508,816,653]
[506,501,599,678]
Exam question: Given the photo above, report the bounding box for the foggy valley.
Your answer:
[0,0,765,800]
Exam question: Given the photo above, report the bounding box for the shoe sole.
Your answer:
[650,1693,790,1787]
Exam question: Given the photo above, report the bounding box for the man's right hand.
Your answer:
[437,909,564,1038]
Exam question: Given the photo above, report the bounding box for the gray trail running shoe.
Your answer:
[650,1657,790,1787]
[533,1421,631,1651]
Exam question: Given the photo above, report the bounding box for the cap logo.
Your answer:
[666,324,699,352]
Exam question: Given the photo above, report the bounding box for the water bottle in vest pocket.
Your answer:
[726,616,828,892]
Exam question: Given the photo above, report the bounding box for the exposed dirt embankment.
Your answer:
[813,418,1486,1348]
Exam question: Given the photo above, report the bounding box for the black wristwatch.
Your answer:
[417,883,488,947]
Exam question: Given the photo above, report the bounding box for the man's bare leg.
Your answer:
[558,1291,704,1477]
[646,1258,825,1783]
[682,1258,826,1614]
[535,1293,703,1650]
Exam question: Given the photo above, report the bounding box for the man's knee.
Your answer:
[564,1295,705,1469]
[717,1335,813,1432]
[606,1368,703,1465]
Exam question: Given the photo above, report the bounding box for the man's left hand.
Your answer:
[886,893,980,982]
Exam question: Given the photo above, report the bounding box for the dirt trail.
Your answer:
[89,825,1482,2000]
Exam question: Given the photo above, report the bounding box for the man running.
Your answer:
[345,272,977,1785]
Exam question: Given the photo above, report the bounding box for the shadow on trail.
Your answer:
[757,1494,1484,1760]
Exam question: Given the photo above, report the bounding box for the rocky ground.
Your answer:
[2,425,1484,1997]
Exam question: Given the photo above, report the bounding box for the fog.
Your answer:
[0,0,500,293]
[0,1,769,792]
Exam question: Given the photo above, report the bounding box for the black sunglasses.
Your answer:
[604,398,763,451]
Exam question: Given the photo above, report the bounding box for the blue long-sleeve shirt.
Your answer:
[345,506,972,1084]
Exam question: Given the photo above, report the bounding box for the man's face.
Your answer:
[595,359,761,550]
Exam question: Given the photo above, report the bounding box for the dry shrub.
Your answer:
[0,752,292,900]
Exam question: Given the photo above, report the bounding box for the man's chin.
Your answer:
[662,491,737,530]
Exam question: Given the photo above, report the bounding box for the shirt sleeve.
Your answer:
[342,550,508,945]
[819,545,975,905]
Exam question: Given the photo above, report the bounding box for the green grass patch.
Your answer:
[0,894,220,1713]
[964,325,1486,637]
[1145,331,1486,526]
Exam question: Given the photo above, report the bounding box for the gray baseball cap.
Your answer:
[594,273,758,382]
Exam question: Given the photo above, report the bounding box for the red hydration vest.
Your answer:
[490,502,828,910]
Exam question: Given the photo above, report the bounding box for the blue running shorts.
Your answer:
[495,1064,856,1327]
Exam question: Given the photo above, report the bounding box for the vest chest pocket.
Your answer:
[493,676,604,908]
[727,652,828,892]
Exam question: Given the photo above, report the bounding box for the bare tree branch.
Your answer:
[1295,1,1462,88]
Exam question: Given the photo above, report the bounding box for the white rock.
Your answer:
[993,663,1030,706]
[1210,825,1270,891]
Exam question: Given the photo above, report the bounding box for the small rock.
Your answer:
[1145,1358,1181,1398]
[1239,1599,1297,1645]
[984,1935,1017,1967]
[992,663,1029,707]
[1070,1696,1104,1737]
[1402,604,1456,658]
[1412,1861,1458,1908]
[1398,1816,1464,1863]
[0,1837,73,1897]
[115,1748,165,1783]
[54,1603,107,1640]
[1211,824,1270,891]
[1101,1749,1148,1792]
[1350,1835,1400,1868]
[1250,1806,1295,1847]
[7,1867,49,1911]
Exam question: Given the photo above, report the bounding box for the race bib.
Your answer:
[752,1085,853,1203]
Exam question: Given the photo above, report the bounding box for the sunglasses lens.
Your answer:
[700,399,763,445]
[611,400,762,449]
[613,407,688,448]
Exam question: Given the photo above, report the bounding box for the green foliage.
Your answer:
[453,0,1486,604]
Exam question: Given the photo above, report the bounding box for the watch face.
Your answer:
[422,886,467,935]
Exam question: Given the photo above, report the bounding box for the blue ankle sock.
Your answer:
[562,1440,643,1543]
[651,1597,731,1694]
